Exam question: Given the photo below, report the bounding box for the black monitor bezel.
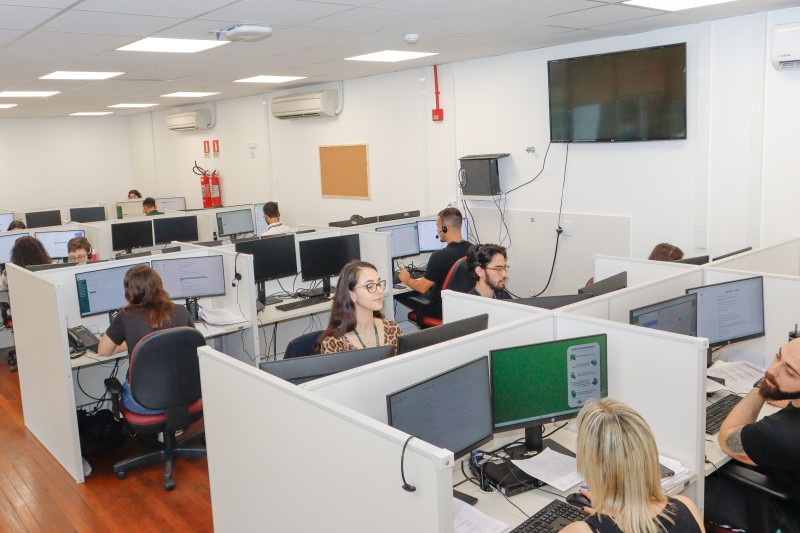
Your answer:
[685,275,765,348]
[215,208,254,237]
[150,255,227,300]
[25,210,62,229]
[629,292,698,337]
[375,222,421,260]
[397,314,489,355]
[674,255,709,265]
[378,210,421,222]
[69,206,106,223]
[298,234,361,282]
[111,220,154,251]
[235,234,299,283]
[153,216,199,245]
[329,216,379,227]
[712,247,753,262]
[261,344,395,384]
[577,271,627,296]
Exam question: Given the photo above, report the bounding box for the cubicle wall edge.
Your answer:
[593,254,697,287]
[6,264,85,483]
[198,347,453,532]
[442,290,545,327]
[708,237,800,276]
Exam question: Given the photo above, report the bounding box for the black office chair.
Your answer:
[111,327,207,491]
[718,462,799,533]
[284,331,323,358]
[0,302,16,372]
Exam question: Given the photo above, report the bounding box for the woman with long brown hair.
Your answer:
[318,260,401,354]
[97,264,195,414]
[0,235,51,291]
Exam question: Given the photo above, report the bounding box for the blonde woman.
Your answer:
[562,398,704,533]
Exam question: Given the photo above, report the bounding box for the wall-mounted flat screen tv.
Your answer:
[548,43,686,143]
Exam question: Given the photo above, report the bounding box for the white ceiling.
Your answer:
[0,0,798,117]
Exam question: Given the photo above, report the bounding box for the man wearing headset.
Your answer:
[466,243,512,299]
[397,207,470,319]
[67,237,93,263]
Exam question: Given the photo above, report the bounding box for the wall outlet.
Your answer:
[562,220,573,236]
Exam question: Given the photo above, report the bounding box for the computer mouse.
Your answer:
[566,492,592,509]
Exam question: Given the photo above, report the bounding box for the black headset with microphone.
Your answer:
[400,435,417,493]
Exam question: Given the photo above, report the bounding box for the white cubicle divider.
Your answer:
[553,312,707,508]
[442,290,544,327]
[702,267,800,369]
[593,254,697,287]
[198,347,453,532]
[709,237,800,277]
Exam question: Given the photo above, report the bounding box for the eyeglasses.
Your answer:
[69,253,89,262]
[355,280,386,293]
[483,265,510,273]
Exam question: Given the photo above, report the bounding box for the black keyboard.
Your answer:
[393,269,424,285]
[706,394,743,434]
[275,296,330,312]
[509,499,588,532]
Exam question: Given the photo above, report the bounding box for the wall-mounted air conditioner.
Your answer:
[772,22,800,70]
[165,109,212,131]
[271,90,338,119]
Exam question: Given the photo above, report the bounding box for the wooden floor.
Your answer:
[0,350,213,532]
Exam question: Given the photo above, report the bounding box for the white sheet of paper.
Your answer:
[705,378,726,393]
[195,322,226,337]
[199,307,246,326]
[707,360,764,395]
[511,447,583,492]
[453,498,510,533]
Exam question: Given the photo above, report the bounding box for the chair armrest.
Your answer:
[105,377,123,420]
[406,294,432,307]
[720,463,792,501]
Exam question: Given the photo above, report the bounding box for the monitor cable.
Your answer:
[400,435,417,493]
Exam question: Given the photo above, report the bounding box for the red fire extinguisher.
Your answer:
[195,161,222,208]
[209,170,222,207]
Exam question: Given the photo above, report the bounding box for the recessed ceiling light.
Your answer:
[40,71,124,80]
[622,0,737,11]
[0,104,17,109]
[117,37,228,54]
[234,75,307,83]
[108,103,158,108]
[70,112,114,116]
[345,50,438,62]
[161,92,220,98]
[0,91,59,97]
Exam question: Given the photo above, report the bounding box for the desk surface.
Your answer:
[257,297,333,325]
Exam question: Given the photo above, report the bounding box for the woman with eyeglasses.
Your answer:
[318,260,402,354]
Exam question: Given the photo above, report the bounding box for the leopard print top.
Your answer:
[319,319,402,354]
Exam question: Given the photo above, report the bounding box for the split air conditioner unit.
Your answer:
[771,22,800,70]
[165,109,212,131]
[271,90,338,119]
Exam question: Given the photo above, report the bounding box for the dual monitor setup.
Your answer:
[75,254,226,322]
[376,218,469,260]
[0,229,87,265]
[111,216,200,252]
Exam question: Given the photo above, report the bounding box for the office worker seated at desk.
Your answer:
[128,189,142,200]
[261,201,293,236]
[67,237,93,263]
[142,197,163,216]
[317,261,401,354]
[6,220,25,231]
[397,207,471,319]
[97,265,195,415]
[649,242,684,261]
[0,236,51,291]
[466,243,512,299]
[563,398,704,533]
[706,339,800,532]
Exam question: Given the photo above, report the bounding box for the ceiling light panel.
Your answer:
[161,92,220,97]
[70,111,113,116]
[234,75,307,83]
[108,103,158,108]
[622,0,737,10]
[40,71,124,80]
[117,37,228,53]
[0,104,17,109]
[0,91,60,97]
[345,50,438,62]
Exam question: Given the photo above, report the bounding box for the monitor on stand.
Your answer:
[153,216,199,245]
[151,255,226,321]
[111,220,154,252]
[25,210,62,228]
[712,247,752,262]
[75,262,151,319]
[69,206,106,223]
[235,234,298,305]
[686,276,765,349]
[216,209,254,237]
[0,213,14,230]
[675,255,709,265]
[375,222,420,260]
[417,218,470,252]
[630,293,697,336]
[0,233,29,265]
[298,234,360,297]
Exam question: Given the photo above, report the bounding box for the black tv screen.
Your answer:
[548,43,686,143]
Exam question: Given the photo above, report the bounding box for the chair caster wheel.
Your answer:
[116,471,127,480]
[165,479,175,491]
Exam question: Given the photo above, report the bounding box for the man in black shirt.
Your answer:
[398,207,470,319]
[466,243,512,300]
[709,339,800,532]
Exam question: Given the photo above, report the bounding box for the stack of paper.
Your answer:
[659,455,692,492]
[199,307,246,326]
[707,360,765,395]
[510,448,583,492]
[453,498,509,533]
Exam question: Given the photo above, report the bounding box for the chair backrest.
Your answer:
[285,331,323,359]
[128,327,206,410]
[442,256,472,294]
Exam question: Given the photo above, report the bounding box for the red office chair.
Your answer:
[112,327,207,491]
[407,256,470,329]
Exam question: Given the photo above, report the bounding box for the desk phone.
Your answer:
[67,325,101,353]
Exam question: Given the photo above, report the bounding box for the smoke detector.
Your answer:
[219,25,273,42]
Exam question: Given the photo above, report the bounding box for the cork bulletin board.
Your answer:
[319,144,370,198]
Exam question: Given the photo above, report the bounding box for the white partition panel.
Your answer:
[307,315,554,422]
[559,297,610,319]
[606,270,705,323]
[553,313,707,509]
[594,255,696,287]
[7,264,84,482]
[354,228,395,319]
[442,290,544,327]
[710,237,800,276]
[199,348,453,532]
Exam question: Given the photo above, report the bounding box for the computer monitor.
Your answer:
[629,293,698,337]
[216,209,254,237]
[151,255,226,320]
[153,216,199,245]
[686,276,765,348]
[577,271,627,297]
[329,216,379,228]
[260,345,395,385]
[675,255,709,265]
[76,262,150,318]
[298,234,361,296]
[378,210,421,222]
[0,232,29,265]
[69,206,106,223]
[34,229,85,260]
[193,239,226,247]
[25,210,62,229]
[111,220,154,252]
[0,212,16,230]
[235,235,298,303]
[515,294,593,309]
[155,196,186,211]
[387,357,493,461]
[253,203,268,235]
[375,222,420,259]
[116,200,144,219]
[417,219,470,252]
[397,314,489,355]
[491,334,608,458]
[713,247,752,262]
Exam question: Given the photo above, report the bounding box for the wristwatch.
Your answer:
[753,377,764,389]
